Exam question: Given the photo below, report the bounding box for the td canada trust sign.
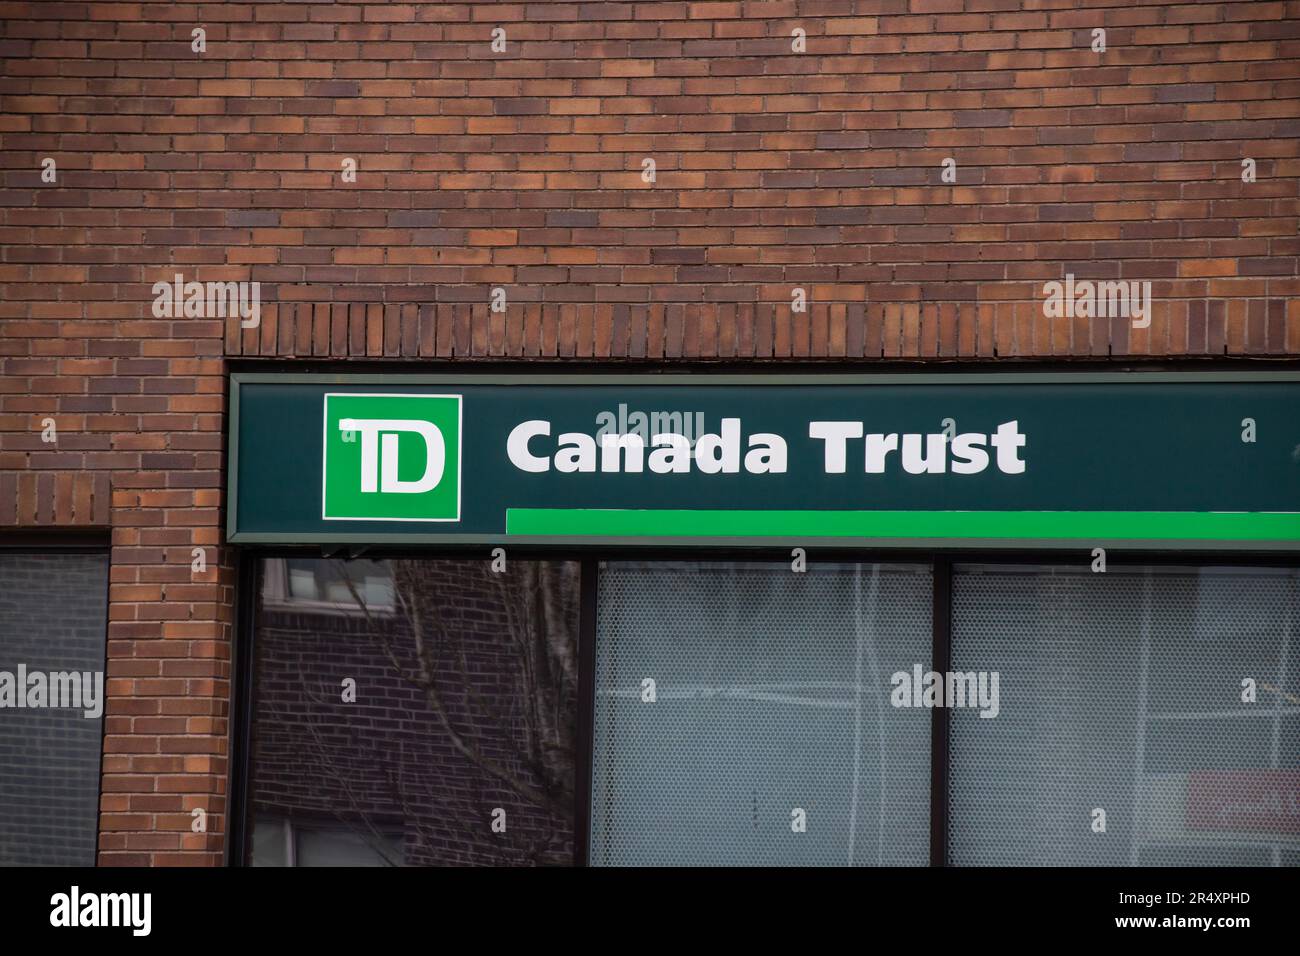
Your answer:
[229,373,1300,550]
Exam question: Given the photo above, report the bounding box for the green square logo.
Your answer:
[322,393,462,522]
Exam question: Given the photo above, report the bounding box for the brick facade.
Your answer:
[0,1,1297,864]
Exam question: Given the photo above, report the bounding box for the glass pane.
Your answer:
[284,558,321,601]
[283,557,392,608]
[249,818,289,867]
[248,558,580,866]
[0,552,108,866]
[589,561,932,866]
[949,564,1300,867]
[295,826,402,867]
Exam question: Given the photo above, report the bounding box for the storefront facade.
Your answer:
[6,362,1300,868]
[214,371,1300,866]
[1,0,1298,869]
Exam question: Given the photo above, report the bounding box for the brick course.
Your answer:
[0,0,1297,864]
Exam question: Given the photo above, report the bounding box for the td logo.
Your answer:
[322,393,462,522]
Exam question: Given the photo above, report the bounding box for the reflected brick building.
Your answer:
[248,559,578,866]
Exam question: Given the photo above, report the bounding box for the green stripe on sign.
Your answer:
[505,509,1300,541]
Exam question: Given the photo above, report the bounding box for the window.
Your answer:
[251,816,404,867]
[261,558,396,614]
[240,555,1300,868]
[588,561,933,866]
[247,557,580,866]
[0,551,108,865]
[948,564,1300,867]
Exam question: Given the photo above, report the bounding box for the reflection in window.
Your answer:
[248,558,580,866]
[262,558,396,612]
[589,561,933,866]
[252,816,403,867]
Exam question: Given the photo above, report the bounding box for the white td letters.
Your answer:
[341,418,446,494]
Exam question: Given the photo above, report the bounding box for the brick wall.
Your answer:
[0,0,1297,864]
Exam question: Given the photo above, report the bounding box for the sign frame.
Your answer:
[227,369,1300,551]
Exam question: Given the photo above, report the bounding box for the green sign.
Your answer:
[228,372,1300,550]
[322,393,462,522]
